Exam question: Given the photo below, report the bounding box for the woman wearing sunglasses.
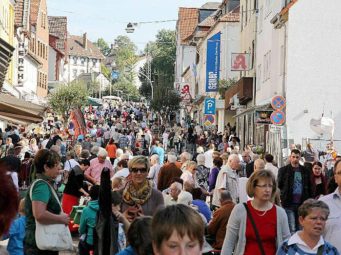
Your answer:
[121,156,164,222]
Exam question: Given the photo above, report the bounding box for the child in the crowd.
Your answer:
[3,198,26,255]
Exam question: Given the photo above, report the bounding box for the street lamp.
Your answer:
[139,71,153,100]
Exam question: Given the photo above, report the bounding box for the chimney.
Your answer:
[83,33,88,49]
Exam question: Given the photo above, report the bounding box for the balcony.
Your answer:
[224,77,253,109]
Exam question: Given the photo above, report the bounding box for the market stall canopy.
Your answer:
[87,97,103,106]
[0,93,46,124]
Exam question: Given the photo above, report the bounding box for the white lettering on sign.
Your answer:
[208,72,218,90]
[17,42,26,85]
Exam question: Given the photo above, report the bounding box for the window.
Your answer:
[73,57,77,65]
[73,69,77,78]
[81,58,85,66]
[41,12,46,29]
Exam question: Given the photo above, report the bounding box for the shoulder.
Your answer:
[319,193,334,203]
[324,241,339,254]
[275,205,287,218]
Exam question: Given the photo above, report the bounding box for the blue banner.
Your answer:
[206,32,221,92]
[204,98,216,115]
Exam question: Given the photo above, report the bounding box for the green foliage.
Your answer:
[112,36,138,74]
[94,38,111,56]
[101,64,111,80]
[139,29,177,109]
[150,89,181,113]
[48,81,89,121]
[218,78,237,99]
[112,77,140,101]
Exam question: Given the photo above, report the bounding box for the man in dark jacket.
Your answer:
[278,149,312,234]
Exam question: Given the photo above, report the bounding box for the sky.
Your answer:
[47,0,212,51]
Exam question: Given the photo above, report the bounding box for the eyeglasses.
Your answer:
[131,167,148,173]
[256,184,273,189]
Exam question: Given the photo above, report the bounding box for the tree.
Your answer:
[94,38,111,56]
[48,81,89,123]
[139,29,178,109]
[111,76,140,101]
[218,78,237,99]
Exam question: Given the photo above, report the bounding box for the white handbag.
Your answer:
[30,180,74,251]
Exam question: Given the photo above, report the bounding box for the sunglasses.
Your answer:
[131,167,148,173]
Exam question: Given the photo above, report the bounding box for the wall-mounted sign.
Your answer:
[255,110,273,124]
[17,42,26,86]
[231,53,251,71]
[206,32,221,92]
[204,98,216,115]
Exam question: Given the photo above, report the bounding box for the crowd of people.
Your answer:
[0,102,341,255]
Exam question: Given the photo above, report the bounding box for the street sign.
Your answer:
[215,99,225,109]
[204,98,216,115]
[271,96,286,110]
[269,124,282,133]
[270,110,286,125]
[111,71,119,80]
[204,114,215,126]
[231,105,246,110]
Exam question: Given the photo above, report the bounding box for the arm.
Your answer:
[84,166,97,184]
[32,201,69,225]
[221,205,242,255]
[277,167,285,190]
[207,210,221,235]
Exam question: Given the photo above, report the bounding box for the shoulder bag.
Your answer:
[30,179,73,251]
[243,202,266,255]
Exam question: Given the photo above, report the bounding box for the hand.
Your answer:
[60,212,70,225]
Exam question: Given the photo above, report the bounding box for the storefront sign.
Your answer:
[255,110,272,124]
[231,53,251,71]
[206,32,221,92]
[17,42,25,86]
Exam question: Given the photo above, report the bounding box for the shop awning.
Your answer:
[0,93,46,124]
[0,38,15,89]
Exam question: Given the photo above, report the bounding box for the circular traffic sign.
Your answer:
[271,96,286,110]
[270,110,285,125]
[205,114,215,123]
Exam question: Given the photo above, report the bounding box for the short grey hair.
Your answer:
[151,154,159,163]
[167,153,177,163]
[97,148,108,158]
[170,181,182,191]
[90,146,100,155]
[181,152,192,161]
[196,154,205,164]
[116,148,123,158]
[298,199,330,219]
[228,154,240,164]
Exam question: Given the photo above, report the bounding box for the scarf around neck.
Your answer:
[122,180,152,206]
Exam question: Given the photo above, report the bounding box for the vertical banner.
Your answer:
[206,32,221,92]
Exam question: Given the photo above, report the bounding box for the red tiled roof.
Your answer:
[177,7,199,44]
[219,12,240,22]
[48,16,67,53]
[15,0,24,27]
[280,0,298,16]
[30,0,40,26]
[67,35,104,60]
